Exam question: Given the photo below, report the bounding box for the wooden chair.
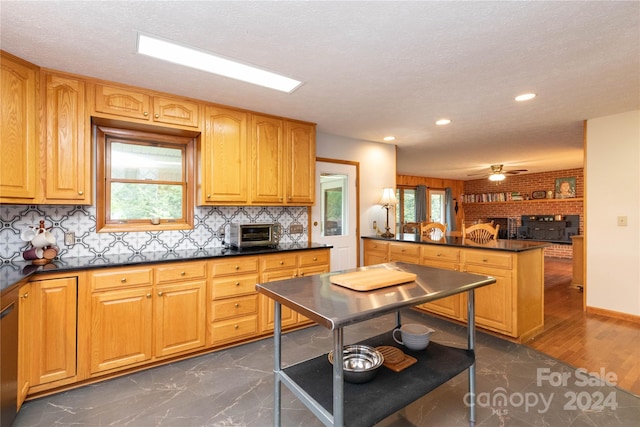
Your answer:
[420,222,447,240]
[402,222,420,233]
[462,223,500,242]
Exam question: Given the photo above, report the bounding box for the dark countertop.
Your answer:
[363,234,550,252]
[0,243,331,295]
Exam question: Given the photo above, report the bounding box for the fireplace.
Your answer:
[517,215,580,244]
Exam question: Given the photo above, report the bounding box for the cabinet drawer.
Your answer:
[155,261,207,284]
[211,257,259,276]
[421,246,460,263]
[298,250,329,268]
[261,253,298,271]
[212,274,259,299]
[91,267,153,291]
[364,239,389,254]
[464,250,513,269]
[389,243,420,259]
[211,315,258,344]
[212,295,258,320]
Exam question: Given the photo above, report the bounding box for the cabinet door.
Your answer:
[18,283,31,408]
[251,114,284,203]
[153,95,200,128]
[0,52,38,202]
[201,106,248,204]
[285,121,315,205]
[90,287,153,374]
[30,277,77,386]
[259,269,299,332]
[94,84,151,120]
[43,72,91,203]
[155,281,207,358]
[463,264,514,336]
[417,259,463,320]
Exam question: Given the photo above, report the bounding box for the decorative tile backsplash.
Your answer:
[0,204,308,263]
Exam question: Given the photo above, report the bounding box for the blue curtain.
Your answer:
[445,187,456,231]
[416,185,427,222]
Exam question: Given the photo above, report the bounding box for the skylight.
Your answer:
[136,33,303,93]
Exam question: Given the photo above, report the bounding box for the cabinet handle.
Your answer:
[143,111,149,116]
[146,293,152,298]
[180,271,186,276]
[313,257,317,261]
[300,272,305,276]
[78,190,84,195]
[279,261,284,265]
[154,113,159,118]
[207,194,211,198]
[234,324,239,329]
[121,277,127,283]
[437,253,442,256]
[293,273,297,278]
[235,303,239,308]
[482,258,488,262]
[235,265,240,270]
[235,282,240,286]
[158,291,164,297]
[21,292,29,299]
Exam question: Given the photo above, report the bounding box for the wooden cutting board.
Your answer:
[330,269,417,291]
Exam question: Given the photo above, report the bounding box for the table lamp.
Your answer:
[379,188,397,238]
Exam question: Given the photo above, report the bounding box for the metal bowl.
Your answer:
[328,345,384,384]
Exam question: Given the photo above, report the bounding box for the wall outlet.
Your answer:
[64,231,75,246]
[617,216,628,227]
[289,224,304,234]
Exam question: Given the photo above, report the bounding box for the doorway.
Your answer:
[311,159,359,270]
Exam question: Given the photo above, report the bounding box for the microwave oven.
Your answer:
[229,223,280,249]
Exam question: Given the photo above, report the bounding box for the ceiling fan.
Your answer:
[467,164,528,181]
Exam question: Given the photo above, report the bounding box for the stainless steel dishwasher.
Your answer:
[1,285,19,427]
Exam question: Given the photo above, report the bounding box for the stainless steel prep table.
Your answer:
[256,262,496,427]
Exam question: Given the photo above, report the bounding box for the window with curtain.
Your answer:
[396,187,416,230]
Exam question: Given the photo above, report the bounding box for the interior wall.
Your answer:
[586,110,640,316]
[315,132,396,262]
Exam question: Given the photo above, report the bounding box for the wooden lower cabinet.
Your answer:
[155,280,207,357]
[362,238,544,341]
[17,283,31,408]
[259,250,329,332]
[20,249,329,401]
[29,277,78,390]
[209,257,260,346]
[88,262,206,375]
[90,286,153,373]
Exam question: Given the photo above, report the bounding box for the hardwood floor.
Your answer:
[526,257,640,396]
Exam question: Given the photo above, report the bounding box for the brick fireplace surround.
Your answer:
[462,168,584,258]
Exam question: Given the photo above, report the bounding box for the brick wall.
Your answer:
[463,168,584,259]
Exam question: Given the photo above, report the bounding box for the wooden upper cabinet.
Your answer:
[93,83,200,129]
[285,121,315,205]
[200,105,248,204]
[250,114,285,204]
[0,51,39,203]
[153,95,200,128]
[42,71,92,203]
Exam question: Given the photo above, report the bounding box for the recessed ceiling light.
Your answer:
[436,119,451,125]
[136,33,303,93]
[515,93,536,102]
[383,136,396,141]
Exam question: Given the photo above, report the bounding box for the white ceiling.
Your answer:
[1,1,638,180]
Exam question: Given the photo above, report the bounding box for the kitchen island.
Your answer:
[363,234,549,342]
[256,262,496,427]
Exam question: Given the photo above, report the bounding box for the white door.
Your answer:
[311,161,358,271]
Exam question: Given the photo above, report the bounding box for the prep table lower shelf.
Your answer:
[283,331,474,427]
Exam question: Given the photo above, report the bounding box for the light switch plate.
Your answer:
[289,224,303,234]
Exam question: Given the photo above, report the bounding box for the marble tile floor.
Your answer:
[13,309,640,427]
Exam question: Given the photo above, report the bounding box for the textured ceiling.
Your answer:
[1,1,638,180]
